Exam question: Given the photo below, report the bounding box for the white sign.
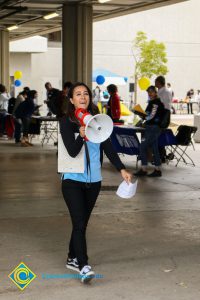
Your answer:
[58,131,85,173]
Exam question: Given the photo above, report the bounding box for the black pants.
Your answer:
[62,179,101,270]
[14,119,22,143]
[0,112,6,135]
[187,102,193,114]
[21,117,31,137]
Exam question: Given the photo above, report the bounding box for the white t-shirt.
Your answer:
[195,94,200,103]
[158,87,172,110]
[93,88,101,104]
[0,92,10,111]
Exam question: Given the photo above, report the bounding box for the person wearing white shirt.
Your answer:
[186,89,194,114]
[92,86,101,105]
[195,90,200,112]
[0,84,10,111]
[0,84,10,136]
[155,76,172,163]
[167,83,174,98]
[155,76,172,110]
[167,83,176,113]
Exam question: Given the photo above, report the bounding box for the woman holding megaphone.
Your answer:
[59,82,132,284]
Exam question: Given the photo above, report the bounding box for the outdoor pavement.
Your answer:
[0,114,200,300]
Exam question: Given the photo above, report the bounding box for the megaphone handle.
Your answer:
[78,124,89,141]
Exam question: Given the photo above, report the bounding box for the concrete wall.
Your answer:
[10,48,62,115]
[10,53,32,96]
[10,36,47,53]
[31,47,62,114]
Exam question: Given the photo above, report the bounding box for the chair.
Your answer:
[158,129,177,148]
[158,129,177,163]
[40,120,58,146]
[110,126,140,167]
[171,125,197,167]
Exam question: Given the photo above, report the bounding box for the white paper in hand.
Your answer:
[116,180,138,199]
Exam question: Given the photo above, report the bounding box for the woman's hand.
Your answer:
[79,126,85,138]
[120,169,132,184]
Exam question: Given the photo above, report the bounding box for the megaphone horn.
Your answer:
[75,108,113,143]
[85,114,113,143]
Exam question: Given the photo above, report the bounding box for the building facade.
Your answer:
[10,0,200,110]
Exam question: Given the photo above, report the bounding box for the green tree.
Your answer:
[132,31,168,104]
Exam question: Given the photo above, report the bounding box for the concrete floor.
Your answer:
[0,130,200,300]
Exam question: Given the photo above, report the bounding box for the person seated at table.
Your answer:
[15,90,39,147]
[12,91,27,144]
[134,85,165,177]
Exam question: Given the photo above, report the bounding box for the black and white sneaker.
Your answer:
[80,265,95,283]
[147,169,162,177]
[66,257,79,272]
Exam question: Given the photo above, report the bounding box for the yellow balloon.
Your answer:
[138,77,151,90]
[14,70,22,79]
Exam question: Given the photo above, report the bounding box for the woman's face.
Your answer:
[70,86,90,110]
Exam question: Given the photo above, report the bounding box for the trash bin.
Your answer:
[194,114,200,142]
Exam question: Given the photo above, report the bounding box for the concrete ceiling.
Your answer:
[0,0,189,41]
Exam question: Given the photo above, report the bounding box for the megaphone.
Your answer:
[75,108,113,143]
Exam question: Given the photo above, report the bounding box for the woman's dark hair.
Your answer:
[107,84,118,94]
[19,91,27,97]
[23,86,30,93]
[0,84,6,93]
[67,82,99,122]
[146,85,157,93]
[27,90,37,99]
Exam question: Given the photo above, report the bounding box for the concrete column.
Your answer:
[62,3,93,88]
[0,30,10,89]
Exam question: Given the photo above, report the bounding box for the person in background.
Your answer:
[60,82,132,283]
[186,88,194,114]
[13,91,27,144]
[167,83,176,114]
[23,86,30,94]
[155,76,172,111]
[0,84,10,137]
[56,81,73,119]
[63,81,73,97]
[15,90,38,147]
[155,76,172,162]
[167,83,174,98]
[195,89,200,113]
[93,86,101,105]
[106,84,121,123]
[44,82,59,116]
[134,86,165,177]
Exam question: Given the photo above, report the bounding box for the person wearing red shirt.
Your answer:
[106,84,121,122]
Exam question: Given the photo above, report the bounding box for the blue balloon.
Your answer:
[96,75,105,85]
[15,80,22,87]
[124,77,128,82]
